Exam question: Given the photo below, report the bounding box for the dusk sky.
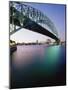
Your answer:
[10,2,66,43]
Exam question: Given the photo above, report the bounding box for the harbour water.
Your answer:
[10,45,66,88]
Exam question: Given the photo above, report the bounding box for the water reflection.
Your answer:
[11,45,66,88]
[12,45,45,68]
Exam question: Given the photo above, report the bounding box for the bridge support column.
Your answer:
[56,40,60,45]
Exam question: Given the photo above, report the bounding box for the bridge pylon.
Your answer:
[56,39,60,45]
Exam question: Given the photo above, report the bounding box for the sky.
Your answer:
[10,2,66,43]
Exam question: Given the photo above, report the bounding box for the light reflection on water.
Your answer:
[11,45,66,88]
[12,45,65,68]
[12,45,45,68]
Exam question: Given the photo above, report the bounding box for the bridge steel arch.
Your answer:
[9,1,60,42]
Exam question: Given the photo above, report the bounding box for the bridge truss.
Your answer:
[9,1,59,42]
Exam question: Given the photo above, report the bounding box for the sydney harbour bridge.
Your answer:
[9,1,60,43]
